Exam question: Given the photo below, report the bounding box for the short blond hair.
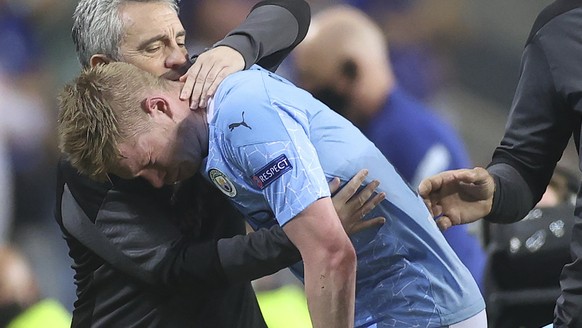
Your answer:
[57,62,166,180]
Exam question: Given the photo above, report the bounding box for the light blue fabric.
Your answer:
[203,65,485,327]
[363,87,486,290]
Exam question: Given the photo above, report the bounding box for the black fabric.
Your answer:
[487,203,575,290]
[216,0,310,71]
[485,3,582,326]
[485,204,575,327]
[57,160,273,327]
[250,0,310,71]
[485,164,533,223]
[61,184,156,284]
[527,0,582,45]
[0,303,23,327]
[218,225,301,283]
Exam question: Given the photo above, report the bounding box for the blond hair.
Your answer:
[57,62,166,180]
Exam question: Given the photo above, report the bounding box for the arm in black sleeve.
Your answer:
[97,186,300,293]
[214,0,311,72]
[484,17,578,223]
[217,225,301,284]
[484,163,534,223]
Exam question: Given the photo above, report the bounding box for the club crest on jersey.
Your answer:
[209,169,237,197]
[251,154,292,190]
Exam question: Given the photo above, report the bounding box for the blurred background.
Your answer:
[0,0,573,326]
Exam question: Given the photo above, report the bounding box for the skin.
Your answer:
[115,93,208,187]
[111,81,357,327]
[418,167,495,231]
[89,2,244,109]
[294,6,395,128]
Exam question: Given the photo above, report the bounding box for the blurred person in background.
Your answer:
[0,245,71,328]
[0,0,74,310]
[418,1,582,327]
[0,140,10,245]
[294,4,486,290]
[343,0,466,103]
[0,81,12,244]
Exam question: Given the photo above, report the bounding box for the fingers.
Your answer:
[422,198,434,216]
[179,62,200,107]
[180,46,245,110]
[202,67,231,105]
[328,177,341,194]
[191,63,214,109]
[417,179,433,198]
[180,60,213,110]
[350,216,386,234]
[435,215,453,231]
[418,171,449,197]
[360,191,385,215]
[334,169,368,204]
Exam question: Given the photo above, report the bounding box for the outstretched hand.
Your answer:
[418,167,495,231]
[179,46,245,109]
[329,169,386,235]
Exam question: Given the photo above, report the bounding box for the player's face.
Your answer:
[113,126,200,188]
[118,2,188,77]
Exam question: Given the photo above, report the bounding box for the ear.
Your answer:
[142,96,173,118]
[89,54,111,68]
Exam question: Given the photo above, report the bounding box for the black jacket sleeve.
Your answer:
[483,5,582,326]
[59,165,301,292]
[217,225,301,284]
[214,0,311,72]
[92,176,300,292]
[485,5,579,223]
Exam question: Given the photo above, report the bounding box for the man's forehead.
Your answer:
[120,2,184,37]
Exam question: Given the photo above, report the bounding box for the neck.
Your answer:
[180,110,209,158]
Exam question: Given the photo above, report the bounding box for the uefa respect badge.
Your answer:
[251,154,293,190]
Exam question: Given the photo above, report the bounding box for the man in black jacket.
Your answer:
[419,1,582,327]
[57,1,384,327]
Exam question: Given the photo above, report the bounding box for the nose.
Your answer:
[141,169,166,188]
[165,44,188,70]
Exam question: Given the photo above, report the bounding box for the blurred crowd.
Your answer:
[0,0,572,326]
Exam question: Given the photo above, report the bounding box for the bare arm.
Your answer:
[282,197,356,328]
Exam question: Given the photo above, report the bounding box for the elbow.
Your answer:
[325,239,357,276]
[257,0,311,43]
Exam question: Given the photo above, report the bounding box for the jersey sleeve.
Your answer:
[214,76,331,226]
[233,139,330,227]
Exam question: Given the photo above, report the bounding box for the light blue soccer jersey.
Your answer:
[203,66,485,327]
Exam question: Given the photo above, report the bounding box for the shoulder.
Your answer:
[527,0,582,45]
